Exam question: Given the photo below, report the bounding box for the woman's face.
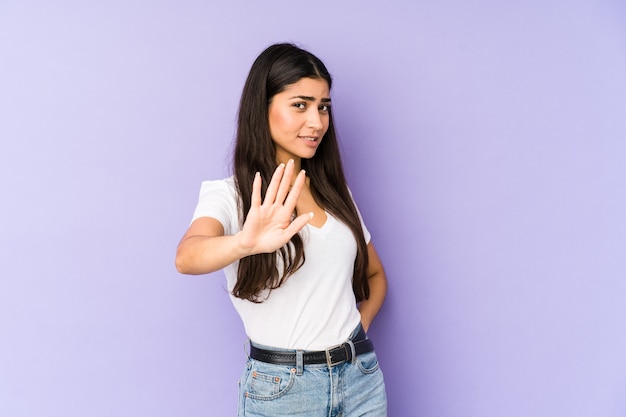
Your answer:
[268,77,330,164]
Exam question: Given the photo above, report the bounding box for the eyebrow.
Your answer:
[289,95,332,102]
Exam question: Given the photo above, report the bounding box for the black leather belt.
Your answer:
[249,327,374,367]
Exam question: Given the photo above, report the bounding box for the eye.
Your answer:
[319,104,331,113]
[292,102,306,110]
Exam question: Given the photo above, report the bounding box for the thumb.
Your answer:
[284,212,314,236]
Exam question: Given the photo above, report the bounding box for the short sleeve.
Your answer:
[191,177,239,236]
[349,188,371,244]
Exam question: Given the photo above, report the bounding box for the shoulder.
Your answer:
[192,176,240,229]
[199,176,236,192]
[197,176,237,200]
[195,176,238,209]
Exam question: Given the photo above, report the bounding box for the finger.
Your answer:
[284,212,314,236]
[250,172,262,207]
[275,159,295,204]
[264,163,285,205]
[283,169,307,209]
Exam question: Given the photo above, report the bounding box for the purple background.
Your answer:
[2,1,626,416]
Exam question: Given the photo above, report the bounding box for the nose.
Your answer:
[306,108,323,131]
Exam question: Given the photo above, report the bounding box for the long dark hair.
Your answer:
[232,43,369,303]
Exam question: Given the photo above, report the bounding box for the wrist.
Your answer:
[233,231,256,258]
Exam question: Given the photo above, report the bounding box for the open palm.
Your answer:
[239,160,312,254]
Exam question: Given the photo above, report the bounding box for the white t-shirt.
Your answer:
[191,177,371,350]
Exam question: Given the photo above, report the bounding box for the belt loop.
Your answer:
[296,350,304,375]
[243,339,251,359]
[346,340,357,364]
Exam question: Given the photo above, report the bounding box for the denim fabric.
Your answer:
[237,327,387,416]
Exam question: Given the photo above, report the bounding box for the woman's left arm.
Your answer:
[358,242,388,333]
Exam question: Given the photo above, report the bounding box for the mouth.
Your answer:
[298,136,319,142]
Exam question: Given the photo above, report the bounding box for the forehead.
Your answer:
[279,77,330,98]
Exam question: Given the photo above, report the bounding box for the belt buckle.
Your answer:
[325,343,348,368]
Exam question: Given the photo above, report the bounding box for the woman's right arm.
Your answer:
[175,159,312,275]
[175,217,251,275]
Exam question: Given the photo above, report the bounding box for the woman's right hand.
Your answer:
[236,159,313,254]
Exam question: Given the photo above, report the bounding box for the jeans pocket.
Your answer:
[244,361,296,400]
[356,350,380,374]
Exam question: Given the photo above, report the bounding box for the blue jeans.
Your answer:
[238,325,387,416]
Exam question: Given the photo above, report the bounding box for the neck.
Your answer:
[276,157,302,183]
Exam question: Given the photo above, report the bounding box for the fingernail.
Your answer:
[309,212,314,218]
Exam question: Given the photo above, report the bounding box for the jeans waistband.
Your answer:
[248,324,373,368]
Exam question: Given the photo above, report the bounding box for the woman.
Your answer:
[176,43,388,416]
